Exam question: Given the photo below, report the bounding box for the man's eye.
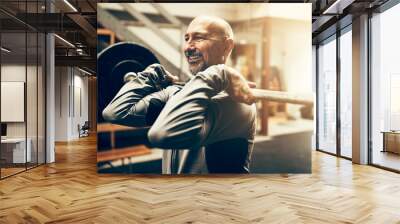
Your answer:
[193,37,205,42]
[184,35,206,43]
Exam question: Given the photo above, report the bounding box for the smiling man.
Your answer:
[103,16,257,174]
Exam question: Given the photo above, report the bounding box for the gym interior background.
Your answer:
[97,3,313,174]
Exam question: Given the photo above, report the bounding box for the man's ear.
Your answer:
[225,39,235,54]
[225,38,234,56]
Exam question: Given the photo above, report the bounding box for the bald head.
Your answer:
[184,16,235,75]
[189,16,234,40]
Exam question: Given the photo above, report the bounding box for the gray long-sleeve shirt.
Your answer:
[102,64,256,174]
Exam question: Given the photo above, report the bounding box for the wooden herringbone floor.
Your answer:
[1,135,400,224]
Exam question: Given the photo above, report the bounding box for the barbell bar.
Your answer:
[251,89,313,106]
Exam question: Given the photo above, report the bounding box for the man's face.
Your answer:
[184,20,227,75]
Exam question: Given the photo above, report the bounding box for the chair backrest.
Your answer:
[82,121,90,129]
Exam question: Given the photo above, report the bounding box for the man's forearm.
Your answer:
[102,64,174,127]
[147,64,230,149]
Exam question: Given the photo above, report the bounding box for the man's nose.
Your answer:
[183,43,195,55]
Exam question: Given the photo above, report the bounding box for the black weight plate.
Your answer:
[97,42,159,123]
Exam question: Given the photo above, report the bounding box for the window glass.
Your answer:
[317,36,337,154]
[339,29,352,158]
[371,3,400,171]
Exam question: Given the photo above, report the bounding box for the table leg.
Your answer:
[382,133,386,152]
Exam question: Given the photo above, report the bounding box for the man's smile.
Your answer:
[187,55,202,64]
[185,50,203,64]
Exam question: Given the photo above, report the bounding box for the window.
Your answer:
[370,2,400,171]
[339,28,352,158]
[317,36,337,154]
[0,1,47,179]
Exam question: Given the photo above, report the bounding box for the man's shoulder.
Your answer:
[211,93,256,114]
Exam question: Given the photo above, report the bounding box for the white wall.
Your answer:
[54,67,89,141]
[72,72,89,138]
[229,17,312,99]
[55,66,68,141]
[268,18,312,118]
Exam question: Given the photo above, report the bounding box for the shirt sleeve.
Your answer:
[102,64,179,127]
[147,64,256,149]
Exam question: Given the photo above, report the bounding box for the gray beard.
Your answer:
[190,61,208,75]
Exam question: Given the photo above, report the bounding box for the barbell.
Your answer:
[98,42,314,122]
[98,42,160,123]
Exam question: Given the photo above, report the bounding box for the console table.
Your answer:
[381,131,400,154]
[1,138,32,164]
